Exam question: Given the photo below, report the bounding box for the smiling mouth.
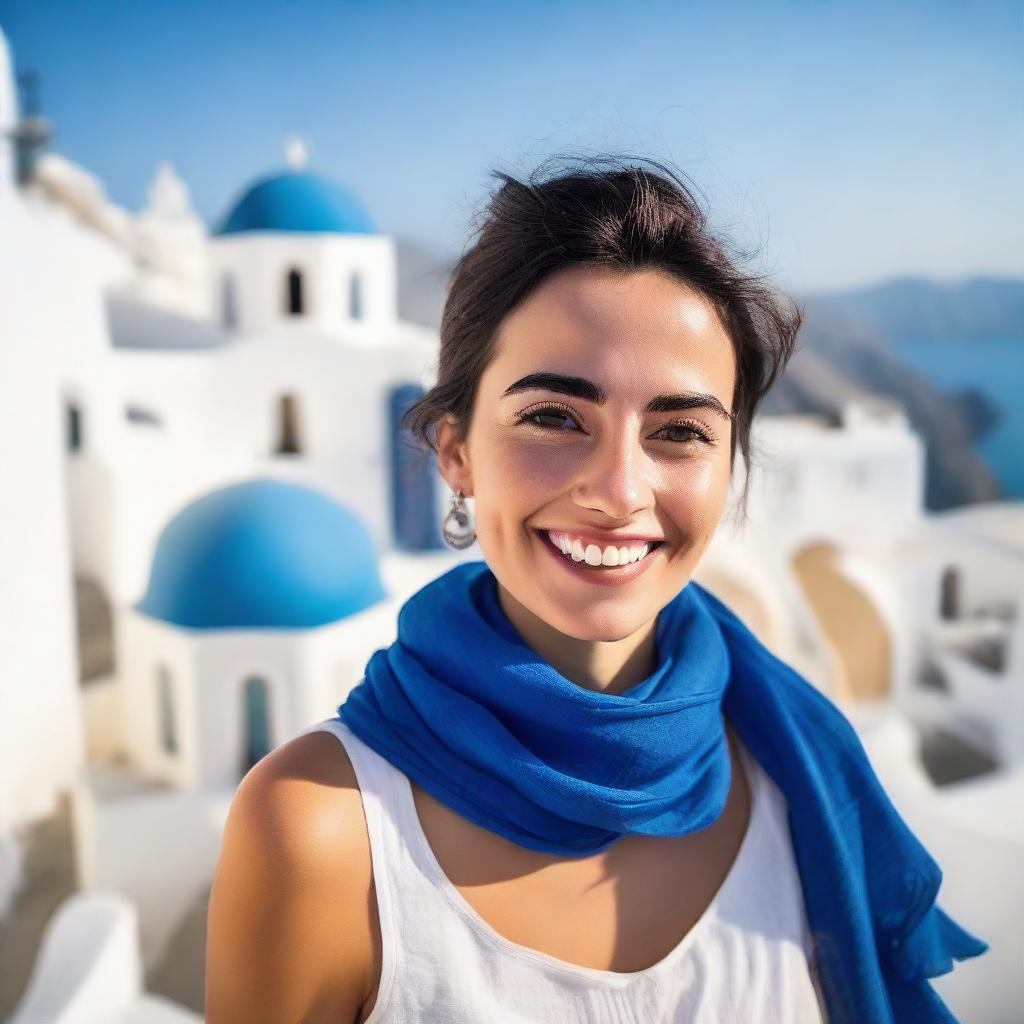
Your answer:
[535,529,666,571]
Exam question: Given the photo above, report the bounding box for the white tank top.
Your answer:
[304,718,827,1023]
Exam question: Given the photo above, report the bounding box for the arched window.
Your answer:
[348,271,363,320]
[66,400,83,453]
[285,268,304,315]
[940,566,960,621]
[156,664,177,755]
[242,676,272,773]
[221,272,237,329]
[274,393,303,455]
[389,383,442,550]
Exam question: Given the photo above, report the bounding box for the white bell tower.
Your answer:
[208,138,397,337]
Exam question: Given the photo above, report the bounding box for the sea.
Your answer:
[887,337,1024,500]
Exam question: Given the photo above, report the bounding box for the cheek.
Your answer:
[660,458,731,526]
[692,456,731,501]
[483,441,580,496]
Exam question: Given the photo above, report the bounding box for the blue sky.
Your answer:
[2,0,1022,291]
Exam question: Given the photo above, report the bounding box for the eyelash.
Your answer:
[513,402,718,446]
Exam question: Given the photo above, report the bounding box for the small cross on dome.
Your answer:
[285,136,309,170]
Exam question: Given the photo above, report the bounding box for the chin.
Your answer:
[543,598,656,644]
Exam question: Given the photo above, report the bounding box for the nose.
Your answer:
[571,418,654,521]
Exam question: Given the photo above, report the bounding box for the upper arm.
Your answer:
[205,731,376,1024]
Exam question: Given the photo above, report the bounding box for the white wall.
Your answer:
[209,233,398,335]
[895,523,1023,764]
[0,167,128,836]
[63,315,439,604]
[87,787,230,971]
[118,613,199,789]
[748,414,925,552]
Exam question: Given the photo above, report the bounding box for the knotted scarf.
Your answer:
[335,560,987,1023]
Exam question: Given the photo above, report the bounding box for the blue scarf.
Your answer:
[336,560,987,1023]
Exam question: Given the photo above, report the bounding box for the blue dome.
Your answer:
[215,171,375,235]
[137,479,386,630]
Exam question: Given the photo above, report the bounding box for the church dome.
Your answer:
[215,170,375,236]
[137,479,386,629]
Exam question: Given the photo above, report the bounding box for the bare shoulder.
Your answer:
[234,728,369,863]
[205,728,377,1024]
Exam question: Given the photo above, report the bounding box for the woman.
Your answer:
[205,156,987,1023]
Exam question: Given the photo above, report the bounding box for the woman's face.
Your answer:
[438,265,737,644]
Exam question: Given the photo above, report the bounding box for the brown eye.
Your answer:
[515,405,583,432]
[532,411,576,429]
[653,420,716,445]
[659,425,702,443]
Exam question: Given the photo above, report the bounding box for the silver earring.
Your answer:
[442,489,476,549]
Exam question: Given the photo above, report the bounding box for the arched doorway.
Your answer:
[74,575,114,683]
[792,541,892,702]
[241,676,273,774]
[284,268,304,315]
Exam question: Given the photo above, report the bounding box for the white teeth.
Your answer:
[547,531,657,568]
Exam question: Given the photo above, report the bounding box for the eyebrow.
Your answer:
[501,372,735,421]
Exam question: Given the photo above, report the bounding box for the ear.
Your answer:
[435,413,473,498]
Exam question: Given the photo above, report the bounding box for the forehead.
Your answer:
[487,265,736,398]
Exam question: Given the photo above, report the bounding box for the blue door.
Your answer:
[389,384,443,550]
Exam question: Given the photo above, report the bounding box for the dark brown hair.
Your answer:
[403,153,803,519]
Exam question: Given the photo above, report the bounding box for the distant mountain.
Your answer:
[762,307,1003,510]
[394,247,1009,511]
[803,276,1024,343]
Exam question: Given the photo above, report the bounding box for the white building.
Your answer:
[51,130,475,991]
[0,26,130,924]
[0,24,466,1014]
[64,150,447,609]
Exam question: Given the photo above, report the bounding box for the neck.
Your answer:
[496,582,658,696]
